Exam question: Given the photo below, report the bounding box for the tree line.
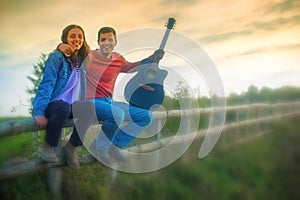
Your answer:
[27,53,300,113]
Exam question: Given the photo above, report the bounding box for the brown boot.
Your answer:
[63,142,80,169]
[39,143,60,162]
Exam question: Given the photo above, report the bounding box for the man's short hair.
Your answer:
[97,27,116,41]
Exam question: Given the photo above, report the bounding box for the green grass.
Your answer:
[1,116,300,199]
[0,117,34,164]
[101,116,300,200]
[0,134,35,164]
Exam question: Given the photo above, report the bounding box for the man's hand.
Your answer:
[35,116,48,128]
[150,49,165,61]
[139,83,155,91]
[57,43,74,57]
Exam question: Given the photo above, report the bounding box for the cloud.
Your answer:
[266,0,300,14]
[236,42,300,57]
[246,14,300,31]
[198,13,300,45]
[199,30,253,44]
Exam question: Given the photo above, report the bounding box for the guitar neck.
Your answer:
[152,18,175,64]
[159,28,172,51]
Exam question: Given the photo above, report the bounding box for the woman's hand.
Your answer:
[35,116,48,128]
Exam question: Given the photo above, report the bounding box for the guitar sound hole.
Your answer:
[147,69,157,78]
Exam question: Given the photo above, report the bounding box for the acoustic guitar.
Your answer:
[124,18,176,109]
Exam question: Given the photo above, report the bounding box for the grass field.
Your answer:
[0,116,300,200]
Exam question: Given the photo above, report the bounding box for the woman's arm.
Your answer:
[32,51,62,117]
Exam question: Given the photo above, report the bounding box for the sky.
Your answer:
[0,0,299,116]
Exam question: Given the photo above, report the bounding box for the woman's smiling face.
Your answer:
[67,28,84,51]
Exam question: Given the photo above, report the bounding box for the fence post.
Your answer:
[32,131,39,153]
[48,167,62,199]
[153,118,162,142]
[235,110,240,136]
[47,129,64,199]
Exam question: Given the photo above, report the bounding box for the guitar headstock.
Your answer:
[165,17,176,30]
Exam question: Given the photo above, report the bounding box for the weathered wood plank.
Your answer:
[1,102,300,137]
[0,154,96,180]
[0,119,74,137]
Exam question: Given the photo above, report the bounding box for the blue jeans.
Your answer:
[90,97,153,148]
[44,100,94,147]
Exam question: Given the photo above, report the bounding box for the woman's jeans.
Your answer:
[44,100,94,147]
[90,97,153,148]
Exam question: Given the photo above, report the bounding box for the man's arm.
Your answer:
[56,43,74,57]
[123,49,165,73]
[147,49,165,61]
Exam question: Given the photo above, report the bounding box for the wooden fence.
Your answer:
[1,101,300,198]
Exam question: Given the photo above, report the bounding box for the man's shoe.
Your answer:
[39,143,60,162]
[89,135,127,163]
[63,142,80,169]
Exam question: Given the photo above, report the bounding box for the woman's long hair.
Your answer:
[61,24,90,64]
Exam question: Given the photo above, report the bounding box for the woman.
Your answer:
[32,24,94,169]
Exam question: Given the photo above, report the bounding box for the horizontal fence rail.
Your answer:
[0,119,75,137]
[1,101,300,181]
[128,101,300,153]
[1,101,300,137]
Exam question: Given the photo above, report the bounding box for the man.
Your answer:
[59,27,164,162]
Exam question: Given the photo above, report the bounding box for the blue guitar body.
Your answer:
[124,59,168,109]
[124,18,176,110]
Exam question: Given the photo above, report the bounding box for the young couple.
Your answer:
[33,24,164,169]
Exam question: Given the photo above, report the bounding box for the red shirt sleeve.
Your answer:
[116,53,140,73]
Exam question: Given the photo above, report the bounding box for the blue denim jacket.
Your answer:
[32,50,86,117]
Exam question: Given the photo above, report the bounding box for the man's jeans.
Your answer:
[90,97,153,148]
